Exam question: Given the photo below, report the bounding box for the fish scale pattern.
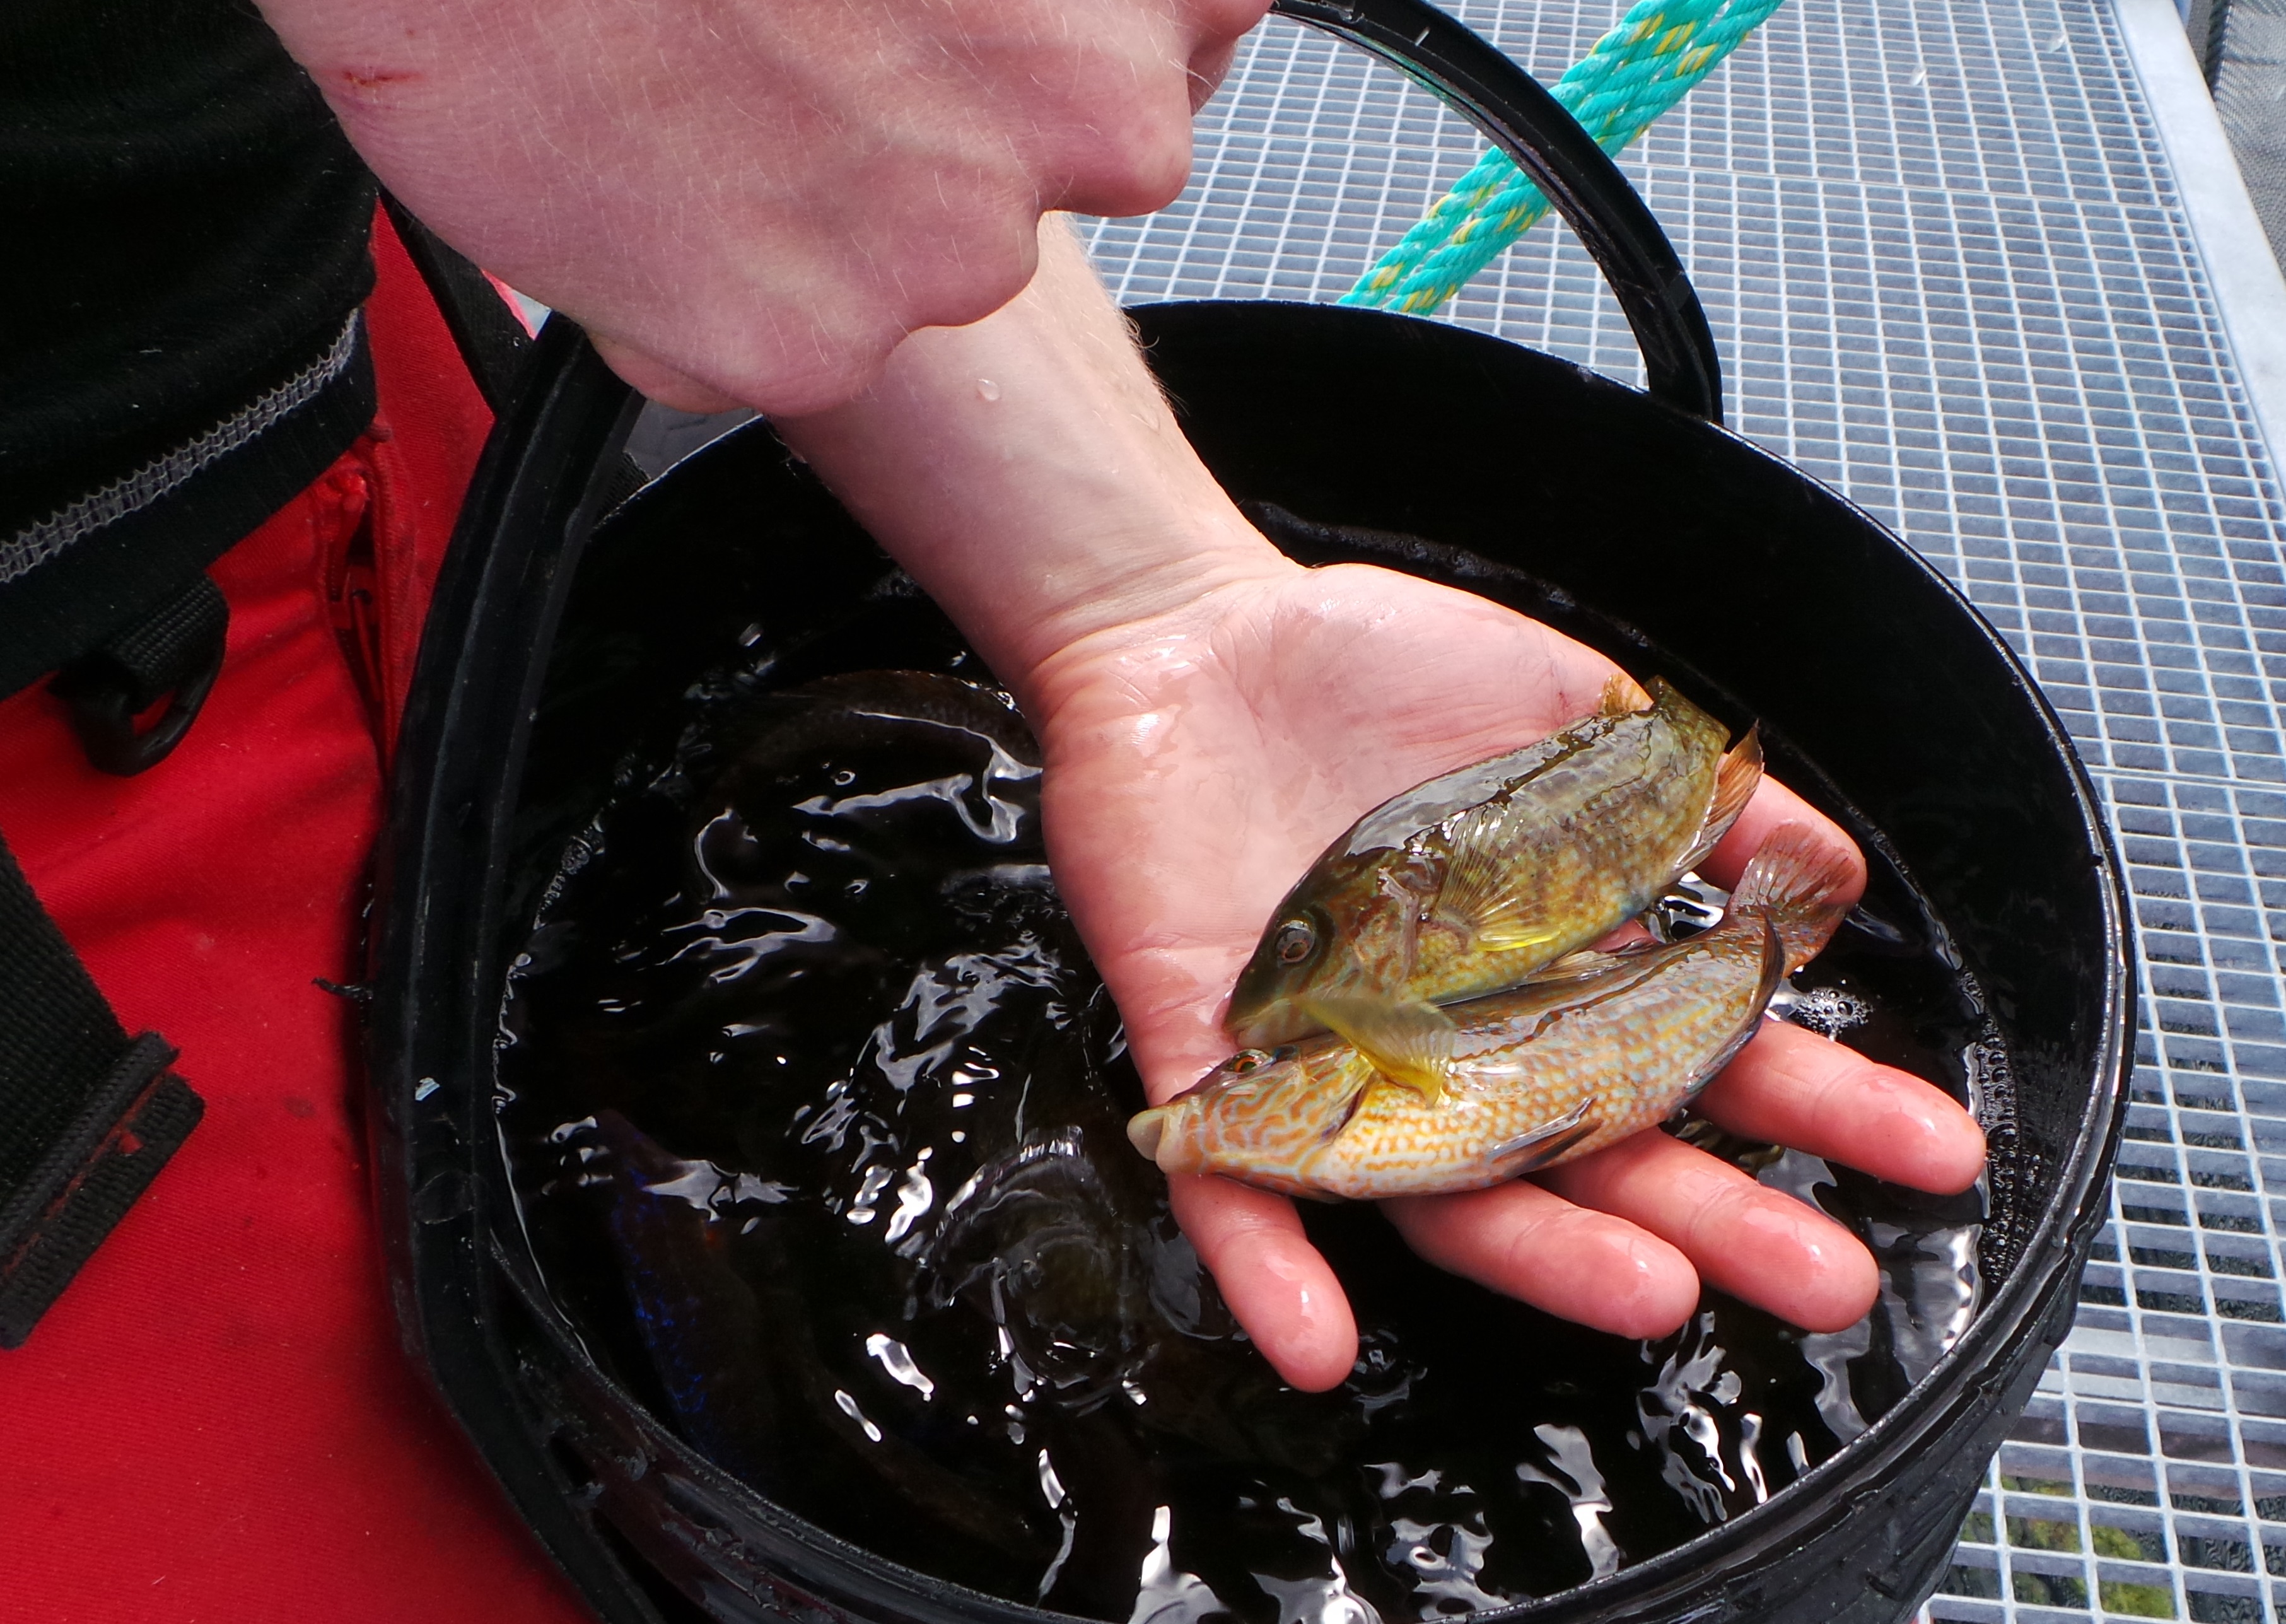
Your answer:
[1080,0,2286,1617]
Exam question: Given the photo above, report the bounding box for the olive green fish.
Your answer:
[1136,825,1850,1202]
[1225,677,1761,1099]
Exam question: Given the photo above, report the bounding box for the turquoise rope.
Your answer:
[1343,0,1786,314]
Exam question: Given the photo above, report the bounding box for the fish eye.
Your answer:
[1228,1048,1274,1073]
[1273,918,1317,966]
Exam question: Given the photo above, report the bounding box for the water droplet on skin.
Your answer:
[976,378,1001,402]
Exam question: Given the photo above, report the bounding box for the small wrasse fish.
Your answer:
[1224,677,1761,1093]
[1133,826,1851,1202]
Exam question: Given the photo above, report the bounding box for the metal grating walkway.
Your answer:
[1078,1,2286,1618]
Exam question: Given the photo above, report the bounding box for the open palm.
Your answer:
[1028,556,1986,1391]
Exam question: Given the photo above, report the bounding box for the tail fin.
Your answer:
[1679,725,1763,872]
[1730,822,1856,971]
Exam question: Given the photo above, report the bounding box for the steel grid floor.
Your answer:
[1078,2,2286,1619]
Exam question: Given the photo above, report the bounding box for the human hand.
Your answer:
[776,219,1986,1393]
[1023,558,1989,1390]
[258,0,1266,414]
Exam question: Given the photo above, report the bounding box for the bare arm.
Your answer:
[771,220,1280,692]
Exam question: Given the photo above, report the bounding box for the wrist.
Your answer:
[932,501,1292,711]
[772,218,1292,705]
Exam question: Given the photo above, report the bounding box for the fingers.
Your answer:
[1167,1174,1358,1391]
[1047,0,1273,215]
[1383,1182,1700,1340]
[1386,1025,1979,1337]
[1705,779,1867,913]
[1698,1020,1987,1195]
[1537,1130,1879,1333]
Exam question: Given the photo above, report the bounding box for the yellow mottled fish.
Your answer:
[1225,677,1761,1100]
[1134,826,1850,1201]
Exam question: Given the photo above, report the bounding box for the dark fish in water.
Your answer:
[1136,826,1850,1200]
[1226,677,1761,1098]
[595,1108,1049,1558]
[711,669,1041,851]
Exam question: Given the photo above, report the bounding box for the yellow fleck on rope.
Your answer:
[1343,0,1787,313]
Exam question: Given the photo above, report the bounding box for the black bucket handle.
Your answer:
[1273,0,1723,423]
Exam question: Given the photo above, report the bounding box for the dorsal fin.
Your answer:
[1600,674,1647,716]
[1307,996,1461,1104]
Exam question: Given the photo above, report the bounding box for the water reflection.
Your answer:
[501,669,1993,1621]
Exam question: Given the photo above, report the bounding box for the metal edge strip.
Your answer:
[2113,0,2286,474]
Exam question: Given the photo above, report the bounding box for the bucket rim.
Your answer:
[373,302,2136,1624]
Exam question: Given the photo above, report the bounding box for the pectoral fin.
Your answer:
[1488,1101,1600,1175]
[1315,1057,1381,1147]
[1471,916,1565,953]
[1731,821,1858,971]
[1307,996,1461,1104]
[1426,807,1563,957]
[1527,945,1647,982]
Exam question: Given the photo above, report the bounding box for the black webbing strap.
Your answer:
[0,832,202,1347]
[378,192,535,414]
[48,572,230,776]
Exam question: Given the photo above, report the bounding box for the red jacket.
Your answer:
[0,210,592,1624]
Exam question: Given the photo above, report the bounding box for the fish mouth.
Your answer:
[1126,1107,1169,1162]
[1225,997,1312,1050]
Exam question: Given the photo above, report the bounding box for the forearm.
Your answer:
[772,218,1286,699]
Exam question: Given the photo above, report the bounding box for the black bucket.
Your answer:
[372,2,2132,1619]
